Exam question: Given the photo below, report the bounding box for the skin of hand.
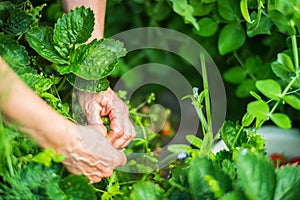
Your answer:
[0,57,126,183]
[77,89,136,149]
[62,0,136,148]
[60,124,126,183]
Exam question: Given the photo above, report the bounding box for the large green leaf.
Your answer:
[256,79,282,100]
[20,73,53,93]
[60,175,96,200]
[269,11,294,34]
[53,6,95,58]
[273,166,300,200]
[188,157,216,199]
[223,66,246,84]
[188,156,231,199]
[271,62,293,83]
[219,191,246,200]
[26,27,68,65]
[69,41,99,66]
[247,100,270,120]
[217,0,241,21]
[221,121,247,149]
[235,151,276,200]
[58,39,126,80]
[186,135,202,149]
[247,13,273,37]
[0,33,30,72]
[277,53,295,72]
[2,7,32,36]
[130,182,164,200]
[270,113,291,129]
[218,23,246,55]
[284,95,300,110]
[189,0,214,17]
[66,74,110,92]
[193,17,218,37]
[268,0,300,34]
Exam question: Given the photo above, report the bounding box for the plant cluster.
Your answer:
[104,0,300,123]
[0,0,300,200]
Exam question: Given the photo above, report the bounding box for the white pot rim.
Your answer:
[212,126,300,158]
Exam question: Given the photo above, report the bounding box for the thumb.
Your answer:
[89,123,108,137]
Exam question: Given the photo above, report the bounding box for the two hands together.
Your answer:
[0,57,135,184]
[58,89,136,183]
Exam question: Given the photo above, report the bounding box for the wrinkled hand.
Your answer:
[77,88,136,149]
[57,124,126,183]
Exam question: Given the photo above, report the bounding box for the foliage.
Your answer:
[104,0,300,123]
[0,0,300,200]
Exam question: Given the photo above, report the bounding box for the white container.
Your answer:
[212,126,300,159]
[258,126,300,158]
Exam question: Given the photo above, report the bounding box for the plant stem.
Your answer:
[233,51,256,81]
[291,32,299,70]
[118,180,138,185]
[263,32,299,125]
[200,52,212,134]
[129,111,149,118]
[193,100,208,134]
[57,76,67,92]
[93,187,107,193]
[135,101,147,111]
[231,125,244,149]
[269,76,298,115]
[138,121,149,152]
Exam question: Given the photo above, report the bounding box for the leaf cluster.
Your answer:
[26,6,127,92]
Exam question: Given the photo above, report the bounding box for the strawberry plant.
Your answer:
[1,0,300,200]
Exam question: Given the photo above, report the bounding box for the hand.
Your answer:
[77,88,136,149]
[57,124,127,183]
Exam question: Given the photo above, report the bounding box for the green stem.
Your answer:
[129,111,149,118]
[233,51,244,67]
[286,88,300,94]
[233,51,256,81]
[93,187,107,193]
[231,125,244,149]
[262,32,299,126]
[118,180,138,186]
[138,121,149,152]
[200,52,212,133]
[135,101,147,111]
[194,100,208,134]
[57,76,67,92]
[269,76,298,116]
[291,33,299,70]
[165,186,175,198]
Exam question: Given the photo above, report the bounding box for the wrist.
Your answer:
[37,118,79,155]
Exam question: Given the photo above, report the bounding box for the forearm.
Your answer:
[0,57,74,149]
[62,0,107,40]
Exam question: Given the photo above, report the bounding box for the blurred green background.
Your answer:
[33,0,300,126]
